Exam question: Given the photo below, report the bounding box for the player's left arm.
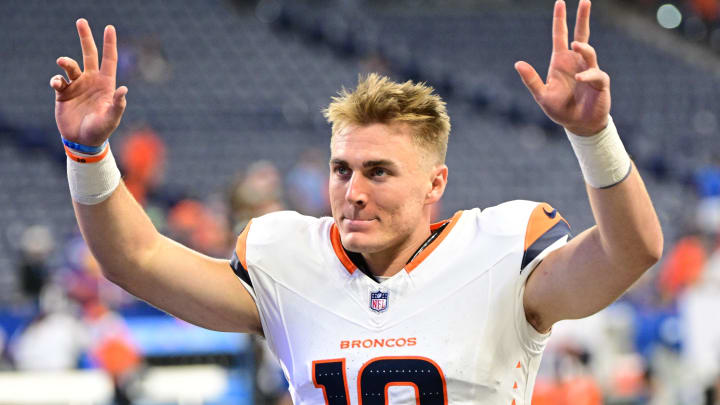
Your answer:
[514,0,663,333]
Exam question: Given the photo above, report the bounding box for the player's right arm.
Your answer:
[51,19,261,334]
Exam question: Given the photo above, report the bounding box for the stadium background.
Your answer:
[1,0,719,403]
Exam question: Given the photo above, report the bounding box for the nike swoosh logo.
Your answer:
[543,207,557,219]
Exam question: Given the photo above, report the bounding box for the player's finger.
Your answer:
[571,41,597,68]
[57,57,82,80]
[574,0,591,43]
[552,0,569,52]
[76,18,99,71]
[111,86,128,118]
[575,68,609,91]
[50,74,70,92]
[515,61,545,102]
[100,25,118,78]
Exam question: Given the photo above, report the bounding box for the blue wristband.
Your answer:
[61,137,107,155]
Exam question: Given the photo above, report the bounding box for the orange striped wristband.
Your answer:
[64,143,110,164]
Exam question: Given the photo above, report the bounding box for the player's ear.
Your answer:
[425,164,448,205]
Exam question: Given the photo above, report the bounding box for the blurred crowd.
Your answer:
[2,124,720,405]
[534,159,720,405]
[1,125,328,404]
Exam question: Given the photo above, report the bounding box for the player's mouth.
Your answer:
[342,216,377,231]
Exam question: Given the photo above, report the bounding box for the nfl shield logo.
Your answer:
[370,290,389,313]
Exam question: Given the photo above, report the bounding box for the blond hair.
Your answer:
[323,73,451,164]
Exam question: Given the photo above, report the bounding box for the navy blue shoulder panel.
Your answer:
[521,221,571,271]
[230,251,253,288]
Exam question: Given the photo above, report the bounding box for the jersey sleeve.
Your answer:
[226,210,324,371]
[520,202,572,273]
[229,219,256,300]
[515,202,572,352]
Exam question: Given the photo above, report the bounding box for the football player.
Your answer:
[50,0,662,403]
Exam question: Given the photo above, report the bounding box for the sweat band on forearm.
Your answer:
[565,115,632,189]
[66,145,122,205]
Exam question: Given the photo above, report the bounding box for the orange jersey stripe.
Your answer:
[523,203,568,252]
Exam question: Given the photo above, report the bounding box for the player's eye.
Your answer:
[371,167,387,177]
[334,166,350,177]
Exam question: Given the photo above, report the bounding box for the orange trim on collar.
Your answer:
[405,211,463,272]
[330,223,358,274]
[328,211,464,275]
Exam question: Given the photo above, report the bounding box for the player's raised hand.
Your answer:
[51,19,128,147]
[514,0,610,136]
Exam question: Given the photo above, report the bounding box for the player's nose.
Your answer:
[345,173,368,207]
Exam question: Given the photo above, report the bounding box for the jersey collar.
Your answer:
[329,211,463,275]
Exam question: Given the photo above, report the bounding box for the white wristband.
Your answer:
[565,115,632,189]
[67,147,122,205]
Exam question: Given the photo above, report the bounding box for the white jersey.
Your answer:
[230,200,571,405]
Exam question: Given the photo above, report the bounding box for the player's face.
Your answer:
[329,123,444,255]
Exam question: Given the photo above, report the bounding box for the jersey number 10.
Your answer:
[312,356,448,405]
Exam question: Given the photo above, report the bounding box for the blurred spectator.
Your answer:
[84,302,142,405]
[548,307,634,394]
[117,125,191,236]
[679,243,720,404]
[59,234,135,310]
[229,160,285,234]
[167,199,230,257]
[696,160,720,198]
[137,37,172,84]
[695,159,720,236]
[8,285,88,371]
[17,225,55,304]
[286,148,330,217]
[658,230,708,300]
[119,127,167,208]
[536,307,639,405]
[533,346,603,405]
